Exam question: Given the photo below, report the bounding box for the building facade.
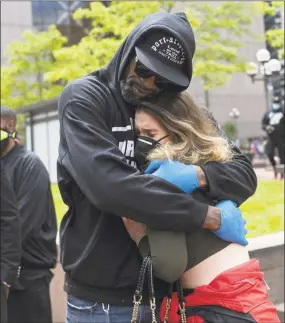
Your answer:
[263,4,284,107]
[2,1,279,182]
[1,1,33,65]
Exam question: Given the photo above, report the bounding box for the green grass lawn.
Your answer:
[240,180,284,238]
[51,185,68,228]
[51,180,284,238]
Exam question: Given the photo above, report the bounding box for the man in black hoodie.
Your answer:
[58,11,257,322]
[1,162,21,323]
[1,106,57,323]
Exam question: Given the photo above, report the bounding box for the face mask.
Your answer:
[0,129,15,152]
[134,135,168,171]
[272,103,280,111]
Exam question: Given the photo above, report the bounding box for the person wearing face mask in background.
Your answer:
[0,106,57,323]
[57,11,257,323]
[1,161,21,323]
[262,100,285,179]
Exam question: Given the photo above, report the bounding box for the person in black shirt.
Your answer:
[57,11,257,323]
[1,106,57,323]
[0,161,21,323]
[262,101,285,179]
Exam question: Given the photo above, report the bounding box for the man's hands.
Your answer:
[122,218,146,245]
[145,160,207,193]
[211,200,248,246]
[265,125,274,134]
[131,159,248,246]
[122,201,248,247]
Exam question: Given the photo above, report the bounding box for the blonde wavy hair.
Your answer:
[137,92,233,165]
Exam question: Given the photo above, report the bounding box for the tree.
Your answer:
[44,1,168,83]
[45,1,258,90]
[184,2,258,90]
[262,1,284,58]
[1,26,67,109]
[2,1,259,110]
[222,122,238,142]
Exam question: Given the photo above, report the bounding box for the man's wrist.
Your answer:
[202,206,221,231]
[195,166,208,190]
[2,281,10,288]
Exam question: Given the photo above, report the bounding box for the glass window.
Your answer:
[33,121,49,172]
[32,0,84,31]
[47,119,60,183]
[25,124,32,151]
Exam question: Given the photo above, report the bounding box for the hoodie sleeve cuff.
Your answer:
[1,268,18,287]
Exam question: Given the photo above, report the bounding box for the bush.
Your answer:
[222,122,238,141]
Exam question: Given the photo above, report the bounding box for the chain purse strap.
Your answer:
[163,283,173,323]
[176,279,187,323]
[131,256,157,323]
[131,258,186,323]
[131,256,150,323]
[163,279,187,323]
[147,258,157,323]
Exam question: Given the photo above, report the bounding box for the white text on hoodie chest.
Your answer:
[112,118,136,167]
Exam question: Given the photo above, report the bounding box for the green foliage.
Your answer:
[262,1,284,59]
[45,1,166,83]
[222,121,238,141]
[259,0,284,16]
[239,141,249,152]
[184,1,258,89]
[1,26,67,109]
[46,1,258,90]
[2,1,260,109]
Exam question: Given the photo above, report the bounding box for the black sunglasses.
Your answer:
[134,57,178,91]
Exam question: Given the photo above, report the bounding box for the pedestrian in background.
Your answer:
[262,101,285,179]
[0,161,21,323]
[1,106,57,323]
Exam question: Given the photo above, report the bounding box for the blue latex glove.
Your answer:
[145,160,200,194]
[213,200,248,246]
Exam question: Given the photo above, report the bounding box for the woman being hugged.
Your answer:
[123,92,280,323]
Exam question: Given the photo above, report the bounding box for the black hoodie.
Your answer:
[0,161,21,286]
[58,11,257,305]
[262,107,285,140]
[2,145,57,289]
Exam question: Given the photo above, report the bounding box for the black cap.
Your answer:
[135,32,191,88]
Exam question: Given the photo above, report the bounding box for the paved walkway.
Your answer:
[254,167,276,181]
[276,303,284,322]
[256,168,284,181]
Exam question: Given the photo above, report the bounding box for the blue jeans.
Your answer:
[66,294,158,323]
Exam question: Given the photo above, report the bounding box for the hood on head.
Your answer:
[99,10,195,91]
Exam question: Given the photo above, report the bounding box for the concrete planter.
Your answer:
[50,232,284,322]
[244,152,255,162]
[247,232,284,322]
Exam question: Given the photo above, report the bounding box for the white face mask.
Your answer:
[272,103,280,111]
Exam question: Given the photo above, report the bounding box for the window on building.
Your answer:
[32,0,84,31]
